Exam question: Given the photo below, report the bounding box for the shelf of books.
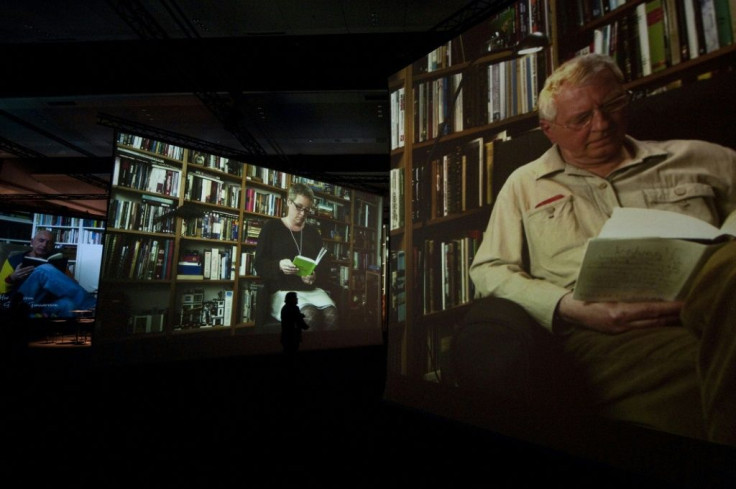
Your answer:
[98,131,384,340]
[388,0,553,378]
[0,212,33,244]
[557,0,736,94]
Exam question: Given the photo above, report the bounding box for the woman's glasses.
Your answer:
[290,199,315,216]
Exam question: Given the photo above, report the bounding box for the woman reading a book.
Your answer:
[254,183,338,330]
[0,230,96,318]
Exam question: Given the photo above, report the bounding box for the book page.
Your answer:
[721,209,736,237]
[574,238,719,302]
[598,207,722,240]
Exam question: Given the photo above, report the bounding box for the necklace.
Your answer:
[289,227,303,256]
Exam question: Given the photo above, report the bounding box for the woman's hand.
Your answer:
[279,259,300,275]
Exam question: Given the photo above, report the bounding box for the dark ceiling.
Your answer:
[0,0,508,215]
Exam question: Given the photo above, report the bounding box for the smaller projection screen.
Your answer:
[0,158,109,345]
[0,210,105,324]
[93,131,385,365]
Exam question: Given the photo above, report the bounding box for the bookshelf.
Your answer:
[0,212,33,244]
[388,0,736,379]
[99,132,384,339]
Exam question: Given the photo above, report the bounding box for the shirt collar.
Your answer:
[533,136,668,180]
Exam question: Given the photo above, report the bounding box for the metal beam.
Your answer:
[0,193,107,201]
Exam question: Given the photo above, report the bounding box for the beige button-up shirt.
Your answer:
[469,136,736,331]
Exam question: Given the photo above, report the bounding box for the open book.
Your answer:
[573,207,736,302]
[22,252,68,272]
[293,247,327,277]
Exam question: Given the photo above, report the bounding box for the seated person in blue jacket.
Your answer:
[0,230,96,317]
[254,183,338,330]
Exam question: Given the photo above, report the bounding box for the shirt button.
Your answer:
[598,182,608,190]
[675,187,687,196]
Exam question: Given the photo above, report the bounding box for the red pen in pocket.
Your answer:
[535,194,565,208]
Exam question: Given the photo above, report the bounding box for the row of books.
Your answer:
[354,200,377,228]
[113,155,182,198]
[312,196,349,221]
[184,172,241,208]
[389,168,404,230]
[240,250,256,276]
[181,211,240,241]
[413,72,464,143]
[245,165,288,188]
[35,214,104,228]
[177,246,237,281]
[574,0,736,81]
[242,217,265,245]
[244,188,285,216]
[410,137,494,223]
[291,176,351,199]
[108,195,176,234]
[46,228,82,245]
[117,133,185,161]
[389,250,406,322]
[80,229,105,245]
[390,87,406,150]
[352,250,377,270]
[102,235,175,281]
[562,0,634,27]
[411,0,550,73]
[413,232,482,316]
[411,52,543,144]
[241,282,265,323]
[323,241,349,262]
[315,219,350,242]
[188,151,243,176]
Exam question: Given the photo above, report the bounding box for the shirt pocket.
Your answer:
[641,183,718,225]
[523,195,593,283]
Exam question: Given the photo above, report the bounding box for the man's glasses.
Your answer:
[551,90,632,131]
[290,199,315,216]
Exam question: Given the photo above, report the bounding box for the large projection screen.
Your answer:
[93,131,385,365]
[385,2,736,485]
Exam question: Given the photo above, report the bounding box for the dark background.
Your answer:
[2,2,736,487]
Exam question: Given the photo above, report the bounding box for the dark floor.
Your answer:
[2,342,734,488]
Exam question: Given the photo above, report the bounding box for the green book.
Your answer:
[714,0,734,46]
[293,247,328,277]
[647,0,668,73]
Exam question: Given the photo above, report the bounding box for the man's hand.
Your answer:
[558,292,683,334]
[301,273,315,285]
[10,264,35,283]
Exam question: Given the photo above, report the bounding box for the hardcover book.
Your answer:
[23,252,67,272]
